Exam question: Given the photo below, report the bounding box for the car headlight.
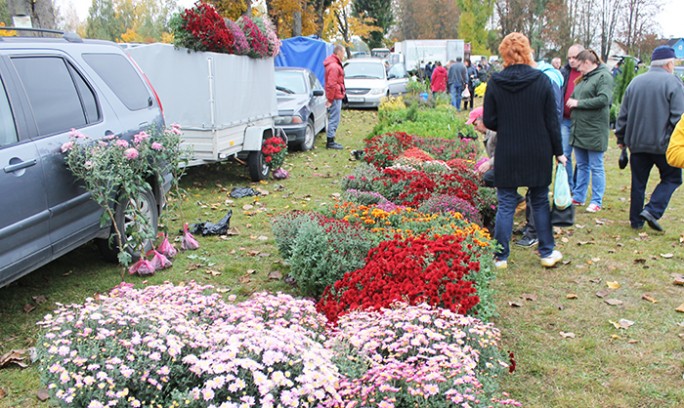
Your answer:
[274,115,303,125]
[369,88,386,95]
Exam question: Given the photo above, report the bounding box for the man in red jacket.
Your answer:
[324,45,346,150]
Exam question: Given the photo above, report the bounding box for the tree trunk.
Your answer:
[293,11,302,36]
[7,0,56,30]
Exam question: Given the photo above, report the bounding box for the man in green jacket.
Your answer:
[566,49,613,213]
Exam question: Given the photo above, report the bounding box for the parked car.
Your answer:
[274,67,327,151]
[0,28,170,287]
[343,58,409,108]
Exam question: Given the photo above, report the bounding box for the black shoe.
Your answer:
[639,210,663,231]
[326,140,343,150]
[515,235,539,247]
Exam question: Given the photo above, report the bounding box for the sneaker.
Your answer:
[515,235,539,247]
[586,203,601,213]
[540,250,563,268]
[494,259,508,269]
[571,199,584,206]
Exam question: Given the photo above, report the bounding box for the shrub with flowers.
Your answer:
[419,193,482,225]
[363,132,415,168]
[364,132,479,169]
[169,2,235,53]
[62,126,183,269]
[325,303,520,408]
[252,15,281,57]
[316,234,481,323]
[262,136,288,174]
[237,15,270,58]
[37,283,343,408]
[340,162,382,192]
[224,18,250,55]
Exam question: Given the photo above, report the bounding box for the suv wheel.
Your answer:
[97,189,159,263]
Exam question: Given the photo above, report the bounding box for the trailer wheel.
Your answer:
[247,150,270,181]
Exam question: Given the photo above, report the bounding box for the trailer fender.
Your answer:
[243,126,273,151]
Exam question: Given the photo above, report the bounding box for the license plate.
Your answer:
[347,96,364,103]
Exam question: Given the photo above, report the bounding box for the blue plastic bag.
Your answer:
[553,165,572,210]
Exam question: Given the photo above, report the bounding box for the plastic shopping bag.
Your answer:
[553,165,572,210]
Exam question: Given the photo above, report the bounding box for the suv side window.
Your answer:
[83,53,151,111]
[12,56,95,136]
[0,78,18,147]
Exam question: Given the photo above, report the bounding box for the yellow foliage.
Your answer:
[322,0,380,46]
[475,82,487,97]
[160,32,174,44]
[0,22,16,37]
[379,95,406,110]
[120,28,142,43]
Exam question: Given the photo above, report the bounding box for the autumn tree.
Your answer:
[323,0,380,55]
[619,0,660,58]
[457,0,494,54]
[392,0,459,40]
[1,0,9,26]
[352,0,392,48]
[597,0,621,62]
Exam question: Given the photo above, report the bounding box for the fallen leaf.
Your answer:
[576,224,585,229]
[561,237,569,243]
[676,303,684,313]
[560,331,576,338]
[611,334,621,340]
[591,257,601,263]
[36,389,49,401]
[268,271,283,280]
[238,276,251,284]
[246,269,256,275]
[247,250,261,256]
[215,287,231,293]
[31,295,47,305]
[628,339,638,344]
[641,294,658,303]
[205,269,221,277]
[557,304,565,310]
[674,278,684,286]
[606,281,621,289]
[0,387,6,399]
[0,349,28,368]
[566,293,578,299]
[23,304,35,314]
[508,301,523,308]
[258,253,271,257]
[595,219,605,225]
[589,277,602,284]
[633,258,647,264]
[521,293,537,301]
[604,298,624,306]
[595,290,610,298]
[609,319,634,329]
[257,235,269,241]
[62,270,73,277]
[577,240,594,246]
[242,204,254,210]
[660,253,674,259]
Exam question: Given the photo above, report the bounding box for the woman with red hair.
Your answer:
[483,32,567,269]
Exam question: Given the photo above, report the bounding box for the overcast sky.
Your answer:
[56,0,684,39]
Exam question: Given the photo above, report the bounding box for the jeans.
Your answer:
[326,99,342,140]
[494,186,554,261]
[629,152,682,227]
[572,147,605,206]
[450,83,463,111]
[560,118,575,190]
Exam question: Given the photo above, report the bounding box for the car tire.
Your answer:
[97,189,159,263]
[300,119,316,151]
[247,150,270,181]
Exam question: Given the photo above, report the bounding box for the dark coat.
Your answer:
[483,64,563,188]
[569,64,613,152]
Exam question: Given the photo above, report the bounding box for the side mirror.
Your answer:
[313,89,324,97]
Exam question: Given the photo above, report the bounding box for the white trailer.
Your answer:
[393,39,465,72]
[126,43,278,181]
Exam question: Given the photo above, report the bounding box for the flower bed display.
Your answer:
[37,283,519,408]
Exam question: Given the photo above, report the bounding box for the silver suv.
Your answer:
[0,28,168,287]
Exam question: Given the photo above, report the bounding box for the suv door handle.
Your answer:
[4,159,37,173]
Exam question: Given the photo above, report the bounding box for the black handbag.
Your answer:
[550,203,575,227]
[619,147,629,169]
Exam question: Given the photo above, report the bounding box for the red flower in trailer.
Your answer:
[238,16,270,58]
[179,3,235,53]
[316,234,481,323]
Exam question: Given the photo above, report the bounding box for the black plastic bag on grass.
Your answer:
[190,210,233,236]
[230,187,260,198]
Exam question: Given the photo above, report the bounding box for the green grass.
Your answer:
[1,105,684,407]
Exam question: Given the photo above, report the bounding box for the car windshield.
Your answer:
[344,62,385,79]
[388,64,406,78]
[275,71,306,94]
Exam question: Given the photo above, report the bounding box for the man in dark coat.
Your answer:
[615,45,684,231]
[447,57,467,111]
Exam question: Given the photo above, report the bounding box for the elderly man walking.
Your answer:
[615,46,684,231]
[447,57,467,111]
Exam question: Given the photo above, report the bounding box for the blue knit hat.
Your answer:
[651,46,676,62]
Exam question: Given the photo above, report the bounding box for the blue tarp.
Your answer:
[275,36,333,86]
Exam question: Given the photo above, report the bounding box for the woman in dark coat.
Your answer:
[482,32,567,269]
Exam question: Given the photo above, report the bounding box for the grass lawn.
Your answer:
[1,105,683,407]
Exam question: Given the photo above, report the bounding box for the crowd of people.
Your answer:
[323,36,684,270]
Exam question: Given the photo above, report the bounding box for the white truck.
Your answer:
[392,39,465,73]
[126,43,279,181]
